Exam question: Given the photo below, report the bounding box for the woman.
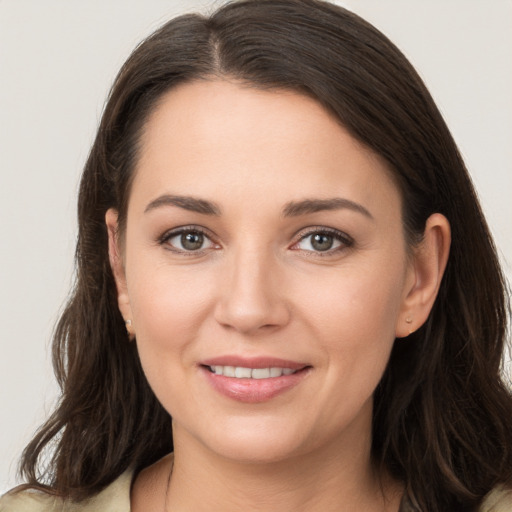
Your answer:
[1,0,511,510]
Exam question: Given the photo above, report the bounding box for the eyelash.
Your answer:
[158,225,354,256]
[158,226,218,255]
[291,227,354,256]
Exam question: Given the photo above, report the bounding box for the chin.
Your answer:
[171,412,305,465]
[192,415,320,465]
[211,437,305,465]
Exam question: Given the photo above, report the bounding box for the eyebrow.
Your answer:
[282,198,373,219]
[144,194,221,215]
[144,194,372,220]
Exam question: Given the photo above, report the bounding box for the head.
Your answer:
[106,77,451,470]
[22,0,510,509]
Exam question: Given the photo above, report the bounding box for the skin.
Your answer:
[107,80,450,511]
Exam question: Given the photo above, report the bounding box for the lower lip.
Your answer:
[201,367,310,403]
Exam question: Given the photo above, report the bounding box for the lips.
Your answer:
[200,356,310,403]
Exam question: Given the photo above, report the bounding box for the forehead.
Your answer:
[131,79,401,219]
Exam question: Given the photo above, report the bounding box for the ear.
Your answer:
[396,213,451,338]
[106,208,134,339]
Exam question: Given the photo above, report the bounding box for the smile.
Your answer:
[201,358,311,403]
[208,366,298,379]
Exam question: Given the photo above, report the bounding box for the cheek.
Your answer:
[125,265,219,418]
[299,262,405,342]
[126,262,216,370]
[129,259,212,322]
[295,258,406,392]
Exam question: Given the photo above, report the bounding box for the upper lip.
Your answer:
[201,356,309,370]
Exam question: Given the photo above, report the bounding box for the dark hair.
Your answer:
[19,1,511,510]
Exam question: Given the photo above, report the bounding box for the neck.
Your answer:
[166,424,402,512]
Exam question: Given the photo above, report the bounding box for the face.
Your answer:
[109,80,418,465]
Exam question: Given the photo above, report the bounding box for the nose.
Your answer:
[213,247,290,335]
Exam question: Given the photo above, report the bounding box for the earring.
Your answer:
[125,319,135,341]
[404,316,415,335]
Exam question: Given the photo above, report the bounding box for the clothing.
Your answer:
[0,472,132,512]
[1,471,511,511]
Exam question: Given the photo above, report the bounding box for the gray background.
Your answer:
[1,0,511,491]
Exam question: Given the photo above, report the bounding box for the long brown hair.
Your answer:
[19,1,511,510]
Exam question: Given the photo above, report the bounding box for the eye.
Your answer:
[292,228,353,254]
[160,227,217,253]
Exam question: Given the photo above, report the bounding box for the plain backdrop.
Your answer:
[1,0,511,492]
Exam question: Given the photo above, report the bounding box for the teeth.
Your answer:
[270,367,282,377]
[251,368,270,379]
[235,367,251,378]
[223,366,235,377]
[210,365,298,379]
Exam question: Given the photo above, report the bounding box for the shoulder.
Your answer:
[0,471,133,512]
[0,489,60,512]
[480,485,512,512]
